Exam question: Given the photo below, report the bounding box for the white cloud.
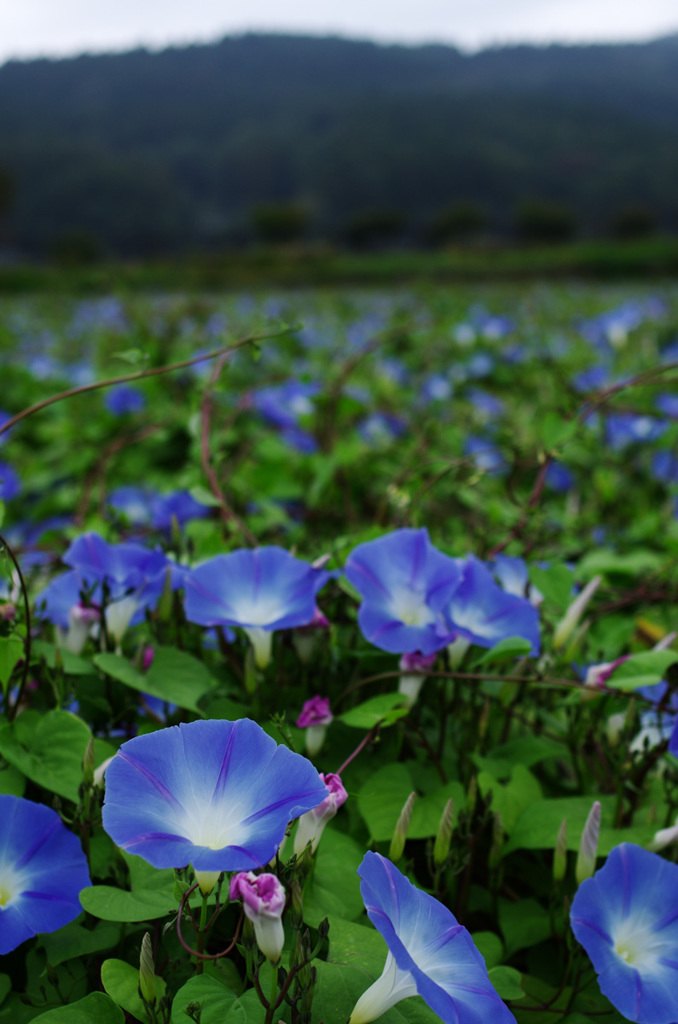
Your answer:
[1,0,676,63]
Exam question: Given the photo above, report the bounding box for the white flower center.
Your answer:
[0,867,21,908]
[390,590,434,628]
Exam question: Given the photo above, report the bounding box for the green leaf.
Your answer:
[94,645,217,714]
[302,827,365,926]
[101,959,166,1023]
[32,640,95,676]
[499,898,551,956]
[0,977,9,1009]
[575,548,664,579]
[478,765,542,832]
[472,931,503,969]
[80,854,177,923]
[41,919,121,966]
[605,650,678,691]
[472,637,533,668]
[80,885,176,923]
[0,762,26,797]
[540,413,578,451]
[488,965,525,1000]
[112,348,147,365]
[0,710,92,802]
[529,564,575,610]
[358,763,465,842]
[472,735,565,780]
[0,634,24,695]
[339,692,410,729]
[188,485,223,509]
[170,976,239,1024]
[503,795,655,857]
[29,993,124,1024]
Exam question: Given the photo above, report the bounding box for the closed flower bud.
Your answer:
[139,932,156,1007]
[553,818,568,882]
[488,812,504,870]
[447,636,470,669]
[433,798,454,867]
[553,576,602,651]
[398,652,436,708]
[294,772,348,857]
[82,738,95,788]
[649,816,678,852]
[229,872,286,963]
[297,696,333,757]
[389,792,416,864]
[576,800,601,885]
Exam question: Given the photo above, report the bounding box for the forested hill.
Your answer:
[1,32,678,255]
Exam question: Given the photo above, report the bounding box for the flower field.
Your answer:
[0,280,677,1024]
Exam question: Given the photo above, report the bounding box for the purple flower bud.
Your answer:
[584,656,629,688]
[294,772,347,856]
[142,645,155,672]
[297,696,333,729]
[398,651,437,706]
[229,871,286,962]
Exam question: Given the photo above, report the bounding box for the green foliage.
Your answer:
[94,646,217,714]
[1,280,678,1024]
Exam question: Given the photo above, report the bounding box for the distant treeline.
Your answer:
[1,32,678,258]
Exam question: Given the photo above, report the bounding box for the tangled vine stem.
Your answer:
[487,361,678,559]
[0,532,31,723]
[0,327,294,440]
[175,881,243,961]
[199,350,258,546]
[336,668,666,708]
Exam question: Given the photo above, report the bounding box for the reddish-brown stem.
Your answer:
[199,352,258,546]
[0,332,275,440]
[175,881,243,960]
[336,725,378,775]
[1,532,32,722]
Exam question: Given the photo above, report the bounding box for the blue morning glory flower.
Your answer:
[149,491,211,531]
[570,843,678,1024]
[102,719,329,887]
[249,381,320,452]
[605,414,667,451]
[656,393,678,418]
[108,487,211,530]
[0,410,14,445]
[491,554,542,606]
[184,547,331,668]
[650,452,678,485]
[0,461,20,501]
[250,381,319,431]
[545,461,575,493]
[464,437,507,477]
[350,852,516,1024]
[36,532,173,646]
[445,555,540,654]
[104,385,147,416]
[357,413,407,447]
[344,529,462,656]
[0,795,91,955]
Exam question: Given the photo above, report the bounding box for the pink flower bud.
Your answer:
[584,655,630,688]
[296,696,333,728]
[229,871,286,962]
[399,652,437,673]
[294,772,348,856]
[142,645,155,672]
[398,651,437,706]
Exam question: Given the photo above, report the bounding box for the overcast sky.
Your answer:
[1,0,677,64]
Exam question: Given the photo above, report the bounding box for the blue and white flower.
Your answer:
[350,852,516,1024]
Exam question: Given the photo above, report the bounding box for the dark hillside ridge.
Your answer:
[1,33,677,255]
